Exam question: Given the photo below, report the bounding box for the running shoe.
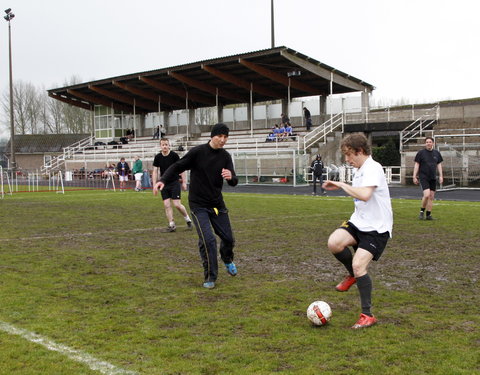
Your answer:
[186,220,193,229]
[225,262,237,276]
[167,224,176,232]
[418,212,424,220]
[203,281,215,289]
[352,313,377,329]
[335,275,356,292]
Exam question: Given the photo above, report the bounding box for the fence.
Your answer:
[436,145,480,188]
[230,149,309,186]
[0,168,123,193]
[0,161,404,197]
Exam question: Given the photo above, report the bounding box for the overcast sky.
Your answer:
[1,0,479,105]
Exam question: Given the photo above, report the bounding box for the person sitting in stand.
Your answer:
[273,124,282,141]
[265,132,276,142]
[285,123,294,140]
[278,123,287,141]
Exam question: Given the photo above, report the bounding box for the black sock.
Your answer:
[420,208,425,213]
[356,274,373,316]
[426,211,431,216]
[333,247,354,277]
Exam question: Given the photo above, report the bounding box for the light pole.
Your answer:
[4,8,15,169]
[271,0,275,48]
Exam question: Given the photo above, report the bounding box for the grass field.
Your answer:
[0,188,479,374]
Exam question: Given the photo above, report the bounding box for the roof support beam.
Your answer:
[88,85,158,112]
[67,89,136,113]
[48,92,91,110]
[280,50,368,92]
[168,71,248,103]
[139,76,215,106]
[112,81,185,109]
[239,58,318,95]
[201,64,283,99]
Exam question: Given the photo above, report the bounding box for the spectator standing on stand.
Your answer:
[153,126,160,139]
[281,113,290,126]
[304,107,312,131]
[159,124,166,138]
[153,123,238,289]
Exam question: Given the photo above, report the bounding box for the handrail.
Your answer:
[303,113,344,153]
[400,105,439,152]
[42,135,94,172]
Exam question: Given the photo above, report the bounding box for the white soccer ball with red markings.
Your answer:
[307,301,332,326]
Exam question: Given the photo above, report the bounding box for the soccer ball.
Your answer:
[306,301,332,326]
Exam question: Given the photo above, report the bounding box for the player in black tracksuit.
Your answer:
[310,154,325,195]
[154,123,238,289]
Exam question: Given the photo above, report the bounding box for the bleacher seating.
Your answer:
[63,126,310,172]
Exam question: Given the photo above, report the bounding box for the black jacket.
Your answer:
[160,142,238,209]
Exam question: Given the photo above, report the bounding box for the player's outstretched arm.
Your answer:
[322,180,341,190]
[323,180,375,202]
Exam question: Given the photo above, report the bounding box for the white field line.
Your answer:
[0,321,138,375]
[2,211,352,242]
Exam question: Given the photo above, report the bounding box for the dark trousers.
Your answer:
[306,118,312,131]
[191,207,235,282]
[313,173,324,194]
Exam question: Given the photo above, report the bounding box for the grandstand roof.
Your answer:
[47,46,375,114]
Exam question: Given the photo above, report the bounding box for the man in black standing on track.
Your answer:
[413,136,443,220]
[153,123,238,289]
[311,154,326,196]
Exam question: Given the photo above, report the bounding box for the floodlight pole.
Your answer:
[271,0,275,48]
[5,8,15,169]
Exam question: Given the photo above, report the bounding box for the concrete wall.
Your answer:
[15,154,50,171]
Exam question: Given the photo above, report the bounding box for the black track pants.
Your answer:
[191,207,235,282]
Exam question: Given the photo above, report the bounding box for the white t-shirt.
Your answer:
[349,156,393,237]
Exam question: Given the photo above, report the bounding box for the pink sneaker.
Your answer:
[351,313,377,329]
[335,275,356,292]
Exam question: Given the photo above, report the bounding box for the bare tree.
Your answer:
[59,76,91,134]
[1,77,92,135]
[195,106,217,125]
[45,95,64,133]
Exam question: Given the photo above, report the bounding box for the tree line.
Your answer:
[0,77,92,137]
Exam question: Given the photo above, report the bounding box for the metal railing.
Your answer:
[41,135,94,172]
[343,104,440,124]
[399,105,439,152]
[303,113,344,153]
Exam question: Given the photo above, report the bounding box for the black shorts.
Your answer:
[161,181,181,200]
[419,176,437,191]
[339,221,389,261]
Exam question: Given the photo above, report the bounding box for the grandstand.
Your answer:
[3,46,479,189]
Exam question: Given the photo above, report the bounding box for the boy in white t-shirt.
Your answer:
[322,133,393,329]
